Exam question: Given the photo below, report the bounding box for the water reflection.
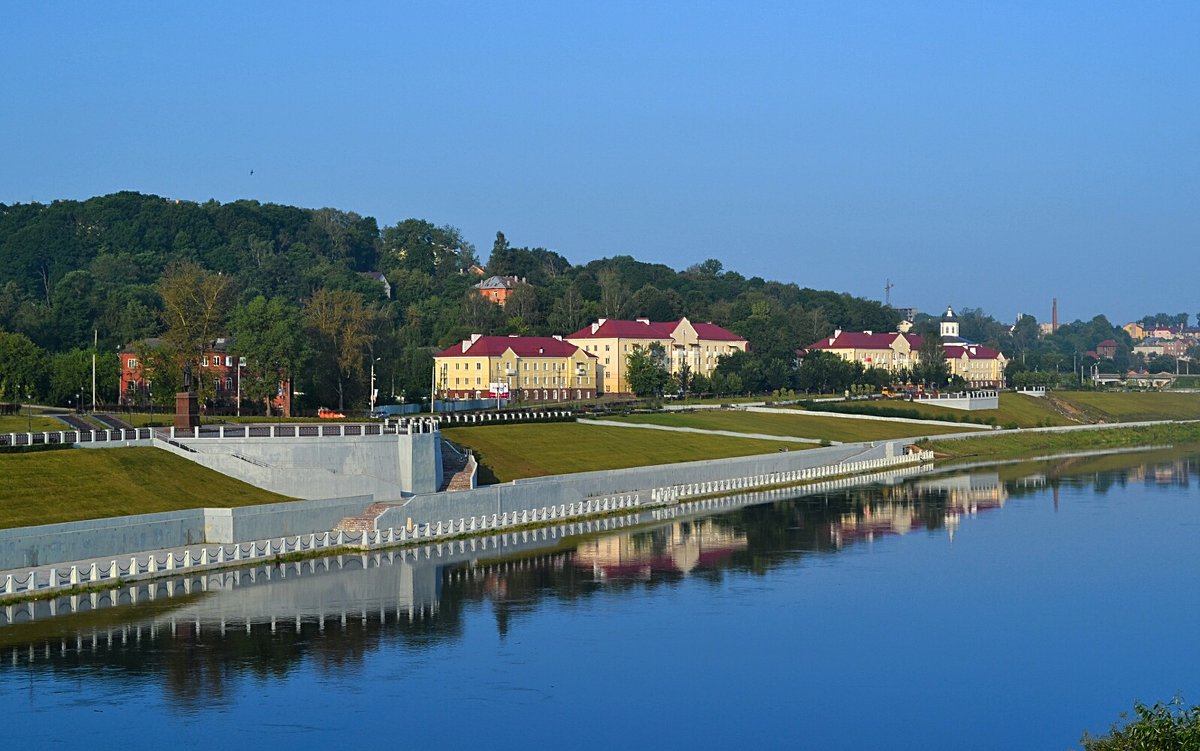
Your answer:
[2,450,1196,709]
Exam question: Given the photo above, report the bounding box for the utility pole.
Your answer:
[91,329,97,412]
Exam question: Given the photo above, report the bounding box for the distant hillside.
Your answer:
[0,192,898,408]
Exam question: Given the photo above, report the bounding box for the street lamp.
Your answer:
[236,357,244,417]
[369,357,381,415]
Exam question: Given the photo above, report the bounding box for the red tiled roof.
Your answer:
[807,332,922,350]
[567,319,674,339]
[690,321,745,341]
[567,318,744,342]
[434,336,594,359]
[944,344,1003,360]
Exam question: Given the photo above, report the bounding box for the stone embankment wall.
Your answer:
[159,426,441,501]
[0,496,372,571]
[0,439,914,574]
[3,453,932,602]
[378,440,903,530]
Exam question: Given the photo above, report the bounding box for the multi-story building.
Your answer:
[565,317,748,395]
[432,334,599,403]
[472,275,527,307]
[805,306,1007,388]
[119,337,292,415]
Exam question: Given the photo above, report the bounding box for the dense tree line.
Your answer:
[0,191,911,411]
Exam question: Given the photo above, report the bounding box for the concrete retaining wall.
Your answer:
[0,510,208,570]
[0,496,372,570]
[379,440,902,530]
[163,431,441,501]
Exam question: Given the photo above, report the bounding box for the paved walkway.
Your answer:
[576,418,829,445]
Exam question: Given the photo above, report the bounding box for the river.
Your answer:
[3,449,1197,750]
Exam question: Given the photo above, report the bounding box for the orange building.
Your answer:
[473,275,526,306]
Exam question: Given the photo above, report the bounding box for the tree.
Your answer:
[626,343,670,397]
[0,331,46,401]
[230,296,308,416]
[914,332,951,387]
[599,269,628,318]
[304,288,377,411]
[548,284,587,334]
[136,340,181,411]
[504,283,541,331]
[157,261,234,404]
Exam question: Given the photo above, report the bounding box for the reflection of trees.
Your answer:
[4,453,1193,704]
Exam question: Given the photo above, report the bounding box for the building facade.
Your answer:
[805,309,1008,388]
[119,337,292,415]
[565,317,748,395]
[472,275,527,307]
[432,334,599,403]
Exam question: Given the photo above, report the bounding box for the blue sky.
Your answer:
[3,2,1197,325]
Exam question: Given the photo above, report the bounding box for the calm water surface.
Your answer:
[3,451,1198,750]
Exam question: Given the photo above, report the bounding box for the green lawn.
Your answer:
[601,409,972,443]
[442,422,797,483]
[0,414,72,433]
[921,423,1200,462]
[0,447,293,529]
[1053,391,1200,423]
[794,392,1074,428]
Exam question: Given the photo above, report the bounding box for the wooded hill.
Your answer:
[0,191,901,410]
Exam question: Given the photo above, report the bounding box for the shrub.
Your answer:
[1080,696,1200,750]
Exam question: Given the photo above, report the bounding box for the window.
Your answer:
[605,344,610,351]
[225,356,234,367]
[202,356,209,366]
[225,377,233,389]
[476,362,481,370]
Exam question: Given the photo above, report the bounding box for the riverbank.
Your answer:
[919,422,1200,462]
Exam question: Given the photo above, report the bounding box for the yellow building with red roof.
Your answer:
[565,317,747,395]
[432,334,599,403]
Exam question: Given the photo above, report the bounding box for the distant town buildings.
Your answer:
[805,306,1008,388]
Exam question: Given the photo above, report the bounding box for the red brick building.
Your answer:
[119,337,292,415]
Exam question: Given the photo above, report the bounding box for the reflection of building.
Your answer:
[573,519,747,580]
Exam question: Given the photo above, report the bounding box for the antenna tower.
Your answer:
[884,279,894,306]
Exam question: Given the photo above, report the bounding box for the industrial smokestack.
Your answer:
[1052,298,1058,333]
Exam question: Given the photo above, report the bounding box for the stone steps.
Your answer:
[334,502,399,533]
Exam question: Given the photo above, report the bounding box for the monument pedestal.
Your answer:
[174,391,199,430]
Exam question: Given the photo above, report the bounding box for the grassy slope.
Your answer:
[602,409,969,442]
[442,422,795,483]
[0,414,72,433]
[0,447,293,529]
[921,423,1200,462]
[798,392,1074,428]
[1054,391,1200,422]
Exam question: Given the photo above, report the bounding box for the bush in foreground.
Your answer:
[1080,696,1200,750]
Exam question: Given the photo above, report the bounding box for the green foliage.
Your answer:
[230,296,309,415]
[1080,696,1200,751]
[0,331,45,401]
[626,343,671,397]
[1,192,910,406]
